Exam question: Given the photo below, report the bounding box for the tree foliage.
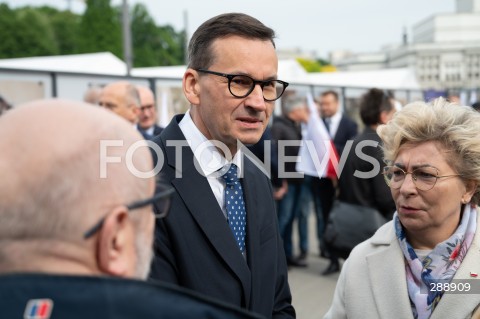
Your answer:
[0,4,25,58]
[78,0,122,57]
[0,2,185,66]
[0,4,58,58]
[131,3,185,67]
[40,7,81,54]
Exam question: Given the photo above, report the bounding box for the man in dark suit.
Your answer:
[314,90,358,275]
[137,85,163,139]
[149,13,295,319]
[0,99,261,319]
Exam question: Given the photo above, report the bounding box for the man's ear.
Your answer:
[183,68,201,106]
[97,207,136,278]
[132,105,141,119]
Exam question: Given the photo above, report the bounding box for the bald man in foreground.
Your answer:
[0,99,263,319]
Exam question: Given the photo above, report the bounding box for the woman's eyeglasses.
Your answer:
[383,165,461,191]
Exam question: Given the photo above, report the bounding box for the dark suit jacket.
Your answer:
[332,115,358,158]
[0,274,264,319]
[149,115,295,319]
[317,114,358,219]
[338,127,396,219]
[139,124,164,140]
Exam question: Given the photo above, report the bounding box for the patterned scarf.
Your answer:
[394,204,477,319]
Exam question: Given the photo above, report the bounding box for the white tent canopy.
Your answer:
[131,59,310,83]
[132,65,186,78]
[0,52,127,75]
[132,59,419,90]
[0,52,421,90]
[306,68,420,90]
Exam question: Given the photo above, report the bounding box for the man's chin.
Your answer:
[234,127,265,144]
[237,135,263,146]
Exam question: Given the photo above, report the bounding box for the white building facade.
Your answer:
[332,0,480,91]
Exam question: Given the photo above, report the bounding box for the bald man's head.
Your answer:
[0,99,155,279]
[99,81,141,124]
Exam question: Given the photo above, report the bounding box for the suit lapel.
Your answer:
[366,228,414,319]
[161,117,252,304]
[430,213,480,319]
[241,158,260,308]
[332,115,345,143]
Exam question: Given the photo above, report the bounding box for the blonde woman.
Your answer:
[325,98,480,319]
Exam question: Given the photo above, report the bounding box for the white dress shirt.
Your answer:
[134,124,154,135]
[326,111,342,139]
[179,111,243,219]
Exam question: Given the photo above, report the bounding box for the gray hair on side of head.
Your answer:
[126,84,141,107]
[281,96,305,115]
[377,97,480,204]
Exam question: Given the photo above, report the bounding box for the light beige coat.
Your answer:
[324,215,480,319]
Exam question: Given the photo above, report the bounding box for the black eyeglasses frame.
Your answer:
[196,69,289,102]
[83,186,175,239]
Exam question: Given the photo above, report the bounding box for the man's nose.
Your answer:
[245,84,267,111]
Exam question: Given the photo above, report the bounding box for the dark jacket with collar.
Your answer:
[332,114,358,158]
[0,274,265,319]
[138,124,164,140]
[271,115,303,184]
[338,127,395,219]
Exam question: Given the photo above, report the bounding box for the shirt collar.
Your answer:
[179,110,243,177]
[329,110,342,123]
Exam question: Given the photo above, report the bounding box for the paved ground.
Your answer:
[286,212,341,319]
[288,255,340,318]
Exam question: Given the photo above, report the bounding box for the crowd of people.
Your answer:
[1,12,480,319]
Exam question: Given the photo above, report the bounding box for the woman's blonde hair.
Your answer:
[377,97,480,204]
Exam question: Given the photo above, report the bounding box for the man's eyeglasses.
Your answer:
[83,181,175,239]
[196,69,289,102]
[140,104,155,112]
[383,165,461,191]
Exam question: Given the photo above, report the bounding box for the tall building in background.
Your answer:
[332,0,480,91]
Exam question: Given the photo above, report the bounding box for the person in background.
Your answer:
[99,81,140,124]
[272,95,311,267]
[0,95,12,116]
[246,124,284,199]
[325,98,480,319]
[472,101,480,112]
[149,13,295,318]
[0,99,263,319]
[137,85,163,139]
[327,88,397,267]
[83,85,102,105]
[315,90,357,275]
[447,93,461,104]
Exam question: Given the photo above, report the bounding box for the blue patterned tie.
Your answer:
[221,164,247,252]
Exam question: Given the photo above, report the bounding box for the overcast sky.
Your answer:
[2,0,455,58]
